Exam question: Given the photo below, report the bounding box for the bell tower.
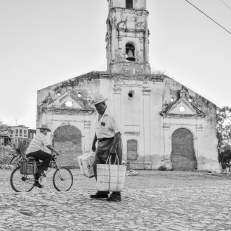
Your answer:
[106,0,151,75]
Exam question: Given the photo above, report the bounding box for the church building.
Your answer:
[37,0,219,171]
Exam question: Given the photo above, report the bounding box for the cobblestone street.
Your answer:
[1,169,231,231]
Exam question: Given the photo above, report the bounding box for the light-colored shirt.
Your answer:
[26,132,49,154]
[95,107,121,151]
[95,107,120,139]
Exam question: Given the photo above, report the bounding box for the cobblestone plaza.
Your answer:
[1,169,231,230]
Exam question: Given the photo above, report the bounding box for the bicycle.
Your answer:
[4,152,19,165]
[10,153,73,192]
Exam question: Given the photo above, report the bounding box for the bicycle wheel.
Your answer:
[10,167,35,192]
[53,167,73,191]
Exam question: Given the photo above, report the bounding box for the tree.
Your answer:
[216,106,231,154]
[0,120,8,131]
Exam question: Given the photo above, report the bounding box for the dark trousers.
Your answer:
[93,149,121,196]
[27,150,52,171]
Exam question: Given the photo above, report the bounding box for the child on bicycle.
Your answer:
[26,124,61,188]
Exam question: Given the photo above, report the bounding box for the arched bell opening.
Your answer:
[126,43,136,62]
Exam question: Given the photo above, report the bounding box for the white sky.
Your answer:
[0,0,231,129]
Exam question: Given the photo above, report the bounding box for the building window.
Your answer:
[126,43,135,61]
[127,140,138,160]
[126,0,133,9]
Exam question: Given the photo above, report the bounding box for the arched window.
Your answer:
[126,0,133,9]
[127,140,138,160]
[126,43,135,61]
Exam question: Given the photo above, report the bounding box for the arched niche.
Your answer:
[53,124,82,168]
[171,128,197,171]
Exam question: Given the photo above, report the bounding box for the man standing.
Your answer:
[91,96,123,202]
[26,124,61,188]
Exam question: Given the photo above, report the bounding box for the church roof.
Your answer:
[38,70,216,110]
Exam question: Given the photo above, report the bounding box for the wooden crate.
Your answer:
[20,161,37,175]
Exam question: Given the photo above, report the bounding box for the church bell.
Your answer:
[126,50,135,61]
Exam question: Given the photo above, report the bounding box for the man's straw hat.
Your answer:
[37,124,51,132]
[91,95,108,105]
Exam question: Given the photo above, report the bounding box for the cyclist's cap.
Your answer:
[37,124,51,132]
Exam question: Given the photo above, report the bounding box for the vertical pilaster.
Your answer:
[196,122,203,169]
[142,88,151,163]
[113,85,122,124]
[84,120,91,153]
[163,121,171,159]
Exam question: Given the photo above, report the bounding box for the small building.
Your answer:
[28,129,36,140]
[9,125,29,140]
[0,130,11,146]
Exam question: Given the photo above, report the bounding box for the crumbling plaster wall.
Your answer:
[113,75,218,171]
[160,77,219,171]
[37,73,219,171]
[37,74,103,157]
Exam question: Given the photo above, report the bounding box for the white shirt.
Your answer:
[95,107,120,139]
[26,132,49,154]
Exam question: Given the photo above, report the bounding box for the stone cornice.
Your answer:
[125,132,140,136]
[117,28,145,34]
[162,114,204,119]
[142,88,151,95]
[38,72,167,92]
[44,107,94,115]
[110,7,149,15]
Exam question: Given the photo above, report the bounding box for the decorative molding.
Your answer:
[45,107,94,115]
[51,119,86,123]
[84,121,91,128]
[113,87,122,94]
[125,132,140,136]
[111,62,151,75]
[196,125,203,131]
[164,114,203,119]
[110,7,149,16]
[160,95,205,119]
[142,88,151,95]
[163,123,203,127]
[163,124,170,129]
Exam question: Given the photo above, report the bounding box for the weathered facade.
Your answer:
[37,0,219,171]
